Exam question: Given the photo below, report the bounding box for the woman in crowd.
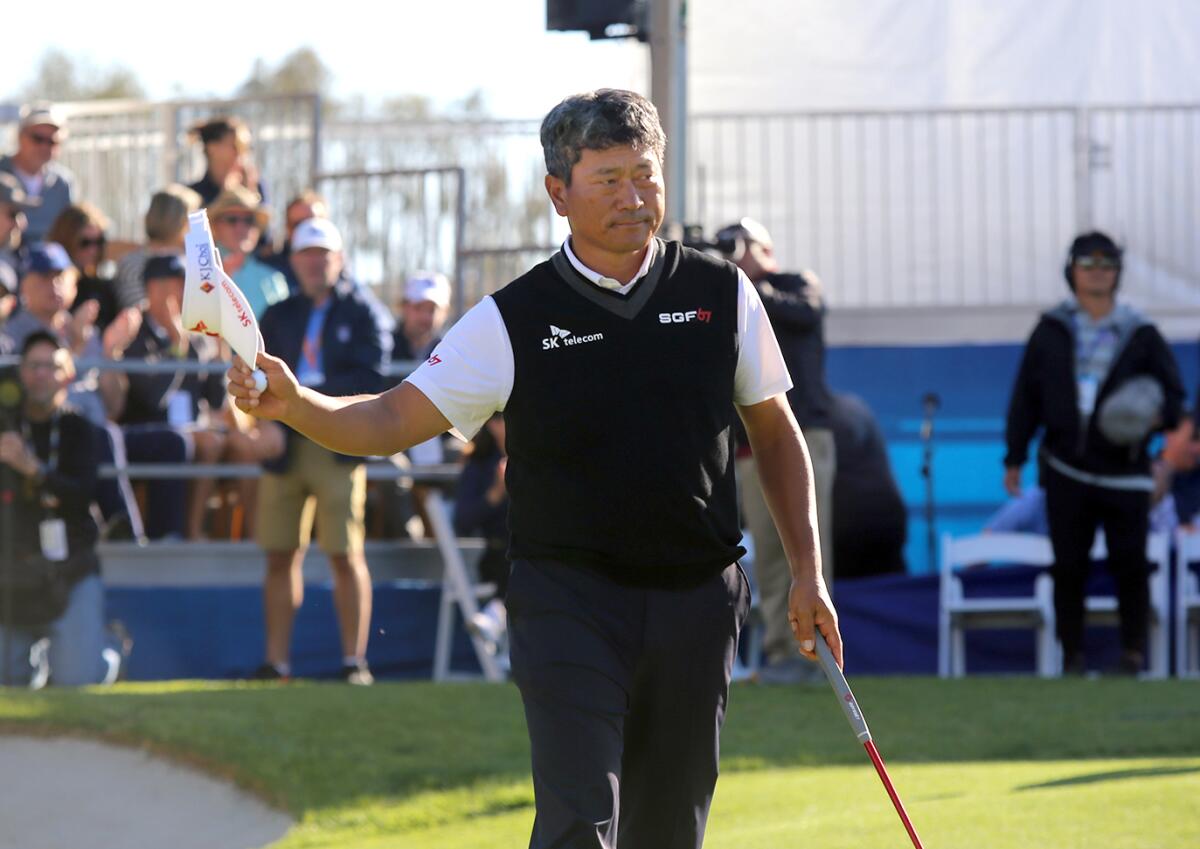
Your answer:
[47,202,119,330]
[113,184,201,309]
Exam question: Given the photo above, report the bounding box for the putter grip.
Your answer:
[815,637,873,743]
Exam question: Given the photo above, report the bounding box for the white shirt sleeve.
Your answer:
[733,269,793,406]
[403,296,514,441]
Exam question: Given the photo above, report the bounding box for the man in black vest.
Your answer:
[228,88,840,849]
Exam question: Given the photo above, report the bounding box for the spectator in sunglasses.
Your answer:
[47,203,120,331]
[207,187,289,319]
[0,103,75,243]
[1004,230,1184,676]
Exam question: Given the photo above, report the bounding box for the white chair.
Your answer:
[1174,529,1200,678]
[938,532,1058,678]
[1083,531,1171,679]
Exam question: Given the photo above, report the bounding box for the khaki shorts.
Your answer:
[256,437,367,555]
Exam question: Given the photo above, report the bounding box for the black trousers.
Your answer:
[507,558,751,849]
[1043,466,1150,659]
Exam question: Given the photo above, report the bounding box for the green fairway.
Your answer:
[1,677,1197,848]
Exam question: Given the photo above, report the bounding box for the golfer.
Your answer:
[229,88,841,849]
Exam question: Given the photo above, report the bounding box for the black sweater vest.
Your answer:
[491,239,746,587]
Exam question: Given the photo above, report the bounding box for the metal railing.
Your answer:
[687,105,1200,310]
[0,94,322,241]
[8,96,1199,313]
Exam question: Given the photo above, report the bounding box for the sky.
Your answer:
[7,0,650,118]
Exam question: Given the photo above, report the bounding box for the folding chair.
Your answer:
[1174,529,1200,678]
[938,532,1057,678]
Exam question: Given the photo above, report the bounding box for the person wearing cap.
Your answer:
[107,255,282,540]
[0,103,75,244]
[208,187,288,320]
[0,172,36,281]
[393,272,452,362]
[716,217,837,685]
[263,189,329,293]
[1005,230,1184,676]
[253,217,392,684]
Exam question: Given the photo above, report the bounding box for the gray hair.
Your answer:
[540,89,666,184]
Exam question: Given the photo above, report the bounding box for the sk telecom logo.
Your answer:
[427,354,443,365]
[542,324,603,350]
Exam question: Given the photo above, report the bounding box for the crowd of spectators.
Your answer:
[0,102,454,547]
[0,100,475,686]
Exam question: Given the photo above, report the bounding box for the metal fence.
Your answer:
[0,94,321,241]
[7,97,1199,313]
[687,105,1200,310]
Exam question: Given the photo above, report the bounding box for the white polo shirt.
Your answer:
[405,240,792,440]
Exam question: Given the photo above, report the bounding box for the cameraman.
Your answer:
[0,331,120,687]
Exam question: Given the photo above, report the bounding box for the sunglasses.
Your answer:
[28,132,60,147]
[1074,255,1119,270]
[219,214,258,227]
[79,236,107,249]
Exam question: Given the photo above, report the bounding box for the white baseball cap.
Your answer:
[404,272,451,307]
[20,102,68,136]
[291,218,343,253]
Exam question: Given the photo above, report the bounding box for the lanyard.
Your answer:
[20,412,60,475]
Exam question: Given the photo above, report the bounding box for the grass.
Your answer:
[1,677,1198,847]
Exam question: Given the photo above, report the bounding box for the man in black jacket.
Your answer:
[0,331,120,686]
[718,218,837,684]
[1005,231,1183,675]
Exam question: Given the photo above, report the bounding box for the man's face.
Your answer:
[286,201,327,241]
[19,341,71,408]
[402,299,444,339]
[545,145,664,260]
[735,239,780,282]
[291,247,343,299]
[17,123,62,171]
[213,208,260,253]
[1071,253,1120,300]
[21,271,74,320]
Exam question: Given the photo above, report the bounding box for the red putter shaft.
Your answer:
[814,636,926,849]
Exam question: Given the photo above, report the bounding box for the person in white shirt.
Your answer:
[228,88,839,849]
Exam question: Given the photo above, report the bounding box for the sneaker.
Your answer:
[251,663,289,682]
[341,661,374,686]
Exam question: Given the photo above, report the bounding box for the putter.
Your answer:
[814,636,925,849]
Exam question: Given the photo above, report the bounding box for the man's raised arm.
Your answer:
[227,352,450,457]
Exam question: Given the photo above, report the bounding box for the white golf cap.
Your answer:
[291,217,343,253]
[20,102,67,135]
[404,272,451,307]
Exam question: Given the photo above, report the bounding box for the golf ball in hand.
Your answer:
[252,369,268,393]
